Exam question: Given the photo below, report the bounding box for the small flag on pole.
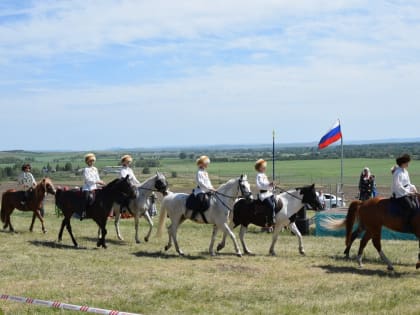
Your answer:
[318,119,342,149]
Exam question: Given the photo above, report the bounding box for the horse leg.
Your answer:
[239,225,254,255]
[58,218,66,242]
[7,212,15,233]
[216,232,227,252]
[372,235,394,271]
[134,212,141,244]
[35,209,47,233]
[220,222,242,257]
[144,211,153,242]
[114,207,124,241]
[29,212,36,232]
[169,217,185,256]
[209,225,219,256]
[416,241,420,270]
[164,223,173,252]
[289,222,305,255]
[344,227,362,259]
[269,224,283,256]
[356,232,372,268]
[66,218,78,248]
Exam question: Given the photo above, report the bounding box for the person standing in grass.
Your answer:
[255,159,276,226]
[81,153,105,220]
[120,154,140,186]
[358,167,374,201]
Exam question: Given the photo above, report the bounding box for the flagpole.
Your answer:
[340,119,344,200]
[272,129,275,182]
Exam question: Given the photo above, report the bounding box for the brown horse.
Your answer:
[1,178,56,233]
[326,197,420,271]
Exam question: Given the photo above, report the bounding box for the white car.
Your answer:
[321,193,345,209]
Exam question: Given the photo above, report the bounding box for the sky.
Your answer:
[0,0,420,151]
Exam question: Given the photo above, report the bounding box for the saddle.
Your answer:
[389,196,419,232]
[253,197,283,217]
[186,192,211,223]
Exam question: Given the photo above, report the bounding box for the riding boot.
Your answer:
[80,191,89,221]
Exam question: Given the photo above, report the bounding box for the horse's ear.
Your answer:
[125,175,130,180]
[240,174,243,179]
[311,183,315,189]
[42,178,46,183]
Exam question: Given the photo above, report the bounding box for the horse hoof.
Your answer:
[29,229,33,233]
[416,262,420,270]
[245,251,255,256]
[210,252,217,257]
[387,266,394,272]
[236,253,243,258]
[144,237,149,242]
[299,250,306,256]
[269,251,276,257]
[216,244,224,252]
[164,245,170,251]
[178,252,185,257]
[344,254,350,260]
[136,240,141,244]
[43,230,47,234]
[102,245,107,249]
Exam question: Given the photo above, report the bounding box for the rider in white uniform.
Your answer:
[81,153,105,219]
[120,155,140,186]
[392,154,418,226]
[194,155,215,197]
[18,163,37,206]
[255,159,276,226]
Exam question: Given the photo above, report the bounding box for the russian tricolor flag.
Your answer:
[318,119,342,149]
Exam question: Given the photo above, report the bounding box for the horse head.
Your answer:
[154,172,169,194]
[297,184,322,210]
[42,178,56,195]
[238,174,252,200]
[118,175,137,199]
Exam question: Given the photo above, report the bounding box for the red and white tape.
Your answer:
[0,294,142,315]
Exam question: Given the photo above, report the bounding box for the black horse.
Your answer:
[55,175,136,248]
[217,185,322,256]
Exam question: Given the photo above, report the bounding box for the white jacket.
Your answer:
[83,166,101,191]
[120,166,140,186]
[256,172,273,201]
[392,167,417,198]
[194,168,214,196]
[18,172,36,191]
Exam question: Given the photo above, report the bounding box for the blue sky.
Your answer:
[0,0,420,150]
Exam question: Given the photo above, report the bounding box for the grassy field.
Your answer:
[0,201,420,315]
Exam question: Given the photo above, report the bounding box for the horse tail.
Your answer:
[1,192,7,223]
[156,194,169,237]
[322,200,361,246]
[344,200,362,246]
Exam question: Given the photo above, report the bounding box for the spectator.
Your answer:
[359,167,374,201]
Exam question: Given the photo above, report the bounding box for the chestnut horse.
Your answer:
[326,197,420,271]
[55,175,136,248]
[1,178,56,233]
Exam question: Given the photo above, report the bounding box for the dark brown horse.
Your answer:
[55,175,136,248]
[326,197,420,271]
[1,178,56,233]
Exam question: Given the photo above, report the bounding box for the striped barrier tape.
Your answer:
[0,294,142,315]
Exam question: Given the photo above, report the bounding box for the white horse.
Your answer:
[113,172,168,243]
[217,184,322,256]
[157,175,252,257]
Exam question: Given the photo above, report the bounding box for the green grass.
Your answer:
[0,202,419,315]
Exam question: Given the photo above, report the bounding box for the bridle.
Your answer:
[213,177,252,211]
[137,177,168,194]
[275,186,320,210]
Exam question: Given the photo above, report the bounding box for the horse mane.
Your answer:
[140,174,158,187]
[217,178,237,192]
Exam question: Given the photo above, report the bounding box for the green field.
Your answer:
[1,150,419,193]
[0,205,419,315]
[1,152,420,314]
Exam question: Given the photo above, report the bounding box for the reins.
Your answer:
[275,187,303,202]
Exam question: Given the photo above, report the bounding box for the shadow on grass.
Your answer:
[132,250,206,260]
[28,240,88,250]
[330,254,414,267]
[316,264,412,278]
[80,236,126,246]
